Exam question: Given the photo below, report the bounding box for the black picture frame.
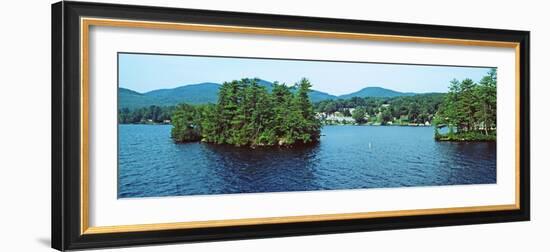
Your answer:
[52,1,530,251]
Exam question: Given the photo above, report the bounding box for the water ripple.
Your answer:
[118,125,496,198]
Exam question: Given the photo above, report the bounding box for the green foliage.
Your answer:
[170,104,201,142]
[170,78,321,147]
[435,130,496,142]
[197,104,220,143]
[380,108,393,125]
[407,102,420,122]
[314,93,444,125]
[434,69,497,140]
[351,107,367,124]
[476,69,497,135]
[118,105,174,124]
[118,83,222,109]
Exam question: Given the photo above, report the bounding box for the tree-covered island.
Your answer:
[433,69,497,141]
[170,78,321,147]
[118,70,497,143]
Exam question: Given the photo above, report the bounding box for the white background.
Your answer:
[0,0,547,251]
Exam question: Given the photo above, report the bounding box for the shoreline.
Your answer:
[435,131,496,142]
[119,123,496,142]
[321,123,432,127]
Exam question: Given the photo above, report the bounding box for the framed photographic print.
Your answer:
[52,1,530,250]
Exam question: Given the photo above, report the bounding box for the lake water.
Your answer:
[118,125,496,198]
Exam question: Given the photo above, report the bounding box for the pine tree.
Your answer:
[434,70,497,140]
[171,78,321,146]
[352,107,367,124]
[171,104,201,142]
[476,69,497,135]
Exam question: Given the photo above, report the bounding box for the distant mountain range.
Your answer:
[119,79,423,109]
[338,87,416,99]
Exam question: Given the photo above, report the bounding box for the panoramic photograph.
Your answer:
[117,53,497,198]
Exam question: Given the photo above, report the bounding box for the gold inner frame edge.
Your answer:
[80,17,522,235]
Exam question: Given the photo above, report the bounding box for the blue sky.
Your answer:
[119,53,494,95]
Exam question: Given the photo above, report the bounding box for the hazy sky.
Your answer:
[119,53,494,95]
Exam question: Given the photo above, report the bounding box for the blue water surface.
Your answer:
[118,125,496,198]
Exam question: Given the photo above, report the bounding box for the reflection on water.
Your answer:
[118,125,496,198]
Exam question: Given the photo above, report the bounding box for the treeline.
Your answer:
[171,78,321,147]
[434,69,497,141]
[118,105,174,124]
[314,94,444,125]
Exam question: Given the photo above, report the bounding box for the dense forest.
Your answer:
[170,78,321,147]
[433,69,497,141]
[118,105,174,124]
